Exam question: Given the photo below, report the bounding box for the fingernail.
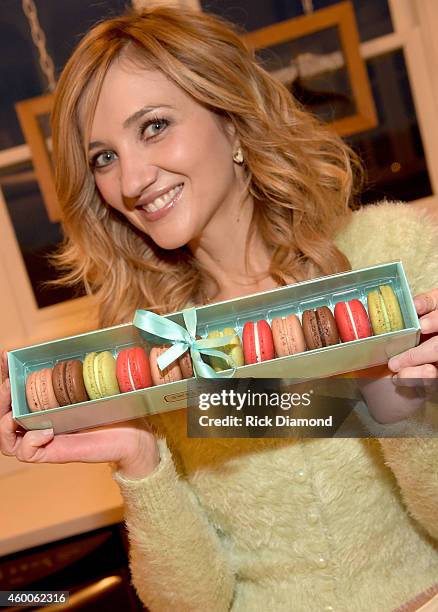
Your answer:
[420,317,431,333]
[388,357,400,372]
[39,428,54,437]
[414,297,425,311]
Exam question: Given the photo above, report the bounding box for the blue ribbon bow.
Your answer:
[133,308,238,378]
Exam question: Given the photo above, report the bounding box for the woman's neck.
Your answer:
[203,274,281,304]
[189,193,277,302]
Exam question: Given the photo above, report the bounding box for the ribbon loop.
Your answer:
[133,308,237,378]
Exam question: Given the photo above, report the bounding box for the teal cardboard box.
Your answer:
[10,261,420,434]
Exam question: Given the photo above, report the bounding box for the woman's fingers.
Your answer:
[392,364,438,382]
[359,373,424,423]
[0,351,8,385]
[388,336,438,372]
[12,430,108,464]
[9,426,143,465]
[414,289,438,316]
[0,378,11,419]
[388,291,438,377]
[419,309,438,334]
[1,375,155,468]
[15,428,55,462]
[0,345,157,468]
[0,411,21,456]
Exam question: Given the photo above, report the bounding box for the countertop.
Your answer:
[0,453,124,557]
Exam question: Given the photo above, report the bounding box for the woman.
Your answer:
[1,6,438,611]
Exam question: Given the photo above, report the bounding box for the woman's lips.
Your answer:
[137,184,183,222]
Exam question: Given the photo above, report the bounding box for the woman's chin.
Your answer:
[151,232,192,251]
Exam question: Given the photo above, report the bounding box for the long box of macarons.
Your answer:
[9,261,420,434]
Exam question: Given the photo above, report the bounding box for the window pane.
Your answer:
[200,0,393,41]
[0,161,86,308]
[256,27,356,124]
[346,50,433,203]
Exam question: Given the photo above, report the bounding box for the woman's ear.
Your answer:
[218,115,244,164]
[220,115,238,144]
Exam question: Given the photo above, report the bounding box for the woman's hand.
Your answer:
[0,351,160,479]
[388,289,438,380]
[356,289,438,425]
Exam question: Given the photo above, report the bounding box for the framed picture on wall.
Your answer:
[241,1,377,137]
[15,93,60,223]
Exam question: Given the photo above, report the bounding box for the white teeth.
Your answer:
[144,184,182,213]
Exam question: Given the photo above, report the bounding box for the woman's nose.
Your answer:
[119,155,159,203]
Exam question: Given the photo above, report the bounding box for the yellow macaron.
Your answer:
[83,351,120,399]
[207,327,244,371]
[367,285,404,335]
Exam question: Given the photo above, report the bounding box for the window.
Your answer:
[0,0,127,311]
[201,0,435,206]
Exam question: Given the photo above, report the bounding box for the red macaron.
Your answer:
[242,320,275,365]
[334,299,372,342]
[116,347,152,393]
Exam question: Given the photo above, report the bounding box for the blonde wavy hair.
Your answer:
[51,5,363,327]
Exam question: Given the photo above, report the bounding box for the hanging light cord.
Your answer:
[22,0,56,92]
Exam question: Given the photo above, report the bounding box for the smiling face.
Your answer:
[88,54,246,250]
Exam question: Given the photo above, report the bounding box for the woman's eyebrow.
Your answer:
[88,104,174,152]
[122,104,173,129]
[88,140,105,153]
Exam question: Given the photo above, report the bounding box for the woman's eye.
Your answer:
[92,150,117,169]
[142,117,169,138]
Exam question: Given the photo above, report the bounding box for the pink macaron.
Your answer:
[25,368,60,412]
[149,346,183,386]
[271,314,306,357]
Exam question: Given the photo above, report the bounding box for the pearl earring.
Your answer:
[232,148,244,164]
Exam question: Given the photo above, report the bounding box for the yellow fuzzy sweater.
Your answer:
[113,202,438,612]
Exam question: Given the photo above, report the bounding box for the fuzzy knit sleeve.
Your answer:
[336,200,438,540]
[377,436,438,539]
[112,438,235,611]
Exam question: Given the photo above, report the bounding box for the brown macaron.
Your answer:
[52,361,70,406]
[302,306,340,350]
[178,351,194,379]
[53,359,89,406]
[178,335,201,379]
